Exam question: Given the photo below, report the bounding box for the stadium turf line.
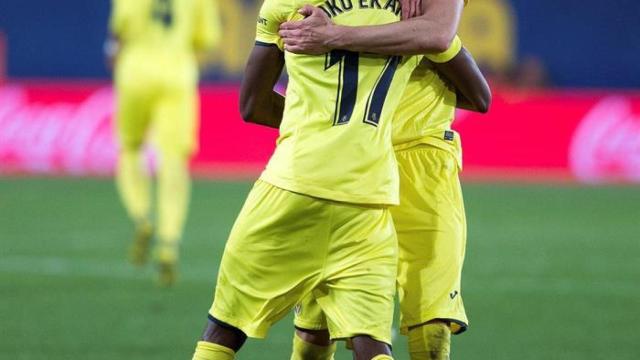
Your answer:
[1,178,638,359]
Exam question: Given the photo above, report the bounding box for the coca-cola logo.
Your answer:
[569,97,640,183]
[0,86,117,174]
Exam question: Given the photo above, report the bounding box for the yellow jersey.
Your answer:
[256,0,420,206]
[392,58,462,169]
[110,0,220,86]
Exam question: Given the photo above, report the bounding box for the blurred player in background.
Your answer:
[106,0,220,286]
[278,0,490,359]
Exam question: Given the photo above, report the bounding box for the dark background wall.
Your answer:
[1,0,639,87]
[509,0,640,88]
[0,0,111,79]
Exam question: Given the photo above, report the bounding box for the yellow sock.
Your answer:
[408,322,451,360]
[371,356,394,360]
[116,149,151,224]
[290,332,336,360]
[156,152,191,262]
[192,341,235,360]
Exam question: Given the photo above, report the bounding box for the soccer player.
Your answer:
[278,2,491,359]
[291,47,490,360]
[191,1,425,359]
[107,0,220,286]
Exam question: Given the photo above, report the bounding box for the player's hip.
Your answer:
[115,58,198,94]
[212,181,398,340]
[391,146,465,230]
[394,132,463,169]
[227,180,397,255]
[260,147,400,206]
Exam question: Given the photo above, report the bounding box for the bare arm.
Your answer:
[279,0,464,55]
[433,47,491,113]
[239,45,286,129]
[330,0,464,55]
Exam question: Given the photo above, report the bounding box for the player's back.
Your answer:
[257,0,420,205]
[392,59,461,167]
[110,0,218,87]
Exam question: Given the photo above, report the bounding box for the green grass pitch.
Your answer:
[1,178,639,359]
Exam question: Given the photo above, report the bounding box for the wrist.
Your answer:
[325,25,347,50]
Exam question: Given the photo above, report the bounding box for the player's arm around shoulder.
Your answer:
[430,40,491,113]
[278,0,465,55]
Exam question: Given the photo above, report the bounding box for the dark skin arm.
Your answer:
[433,47,492,113]
[239,45,286,129]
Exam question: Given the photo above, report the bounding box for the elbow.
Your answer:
[433,35,453,54]
[239,91,258,123]
[469,78,493,114]
[464,89,492,114]
[240,108,256,123]
[420,32,454,54]
[239,101,256,123]
[476,101,490,114]
[476,91,492,114]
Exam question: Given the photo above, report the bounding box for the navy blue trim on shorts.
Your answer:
[207,314,243,333]
[411,318,468,335]
[294,325,329,332]
[443,318,468,335]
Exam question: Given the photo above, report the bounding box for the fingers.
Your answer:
[304,5,330,21]
[282,38,305,54]
[298,4,315,17]
[400,0,410,19]
[280,20,300,31]
[400,0,423,20]
[284,44,302,54]
[278,28,303,40]
[298,4,327,19]
[278,4,333,55]
[311,5,329,18]
[416,0,424,16]
[281,5,323,31]
[284,44,324,55]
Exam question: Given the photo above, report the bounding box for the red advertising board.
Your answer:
[1,82,639,183]
[454,88,640,183]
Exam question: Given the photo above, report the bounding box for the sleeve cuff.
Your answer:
[426,35,463,63]
[255,36,284,51]
[255,40,279,48]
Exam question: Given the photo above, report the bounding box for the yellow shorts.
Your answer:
[295,145,468,336]
[114,70,199,156]
[393,145,468,334]
[210,180,398,344]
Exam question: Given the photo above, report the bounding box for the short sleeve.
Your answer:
[425,35,463,63]
[193,0,222,52]
[255,0,290,51]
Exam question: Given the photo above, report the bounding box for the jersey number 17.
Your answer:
[325,50,401,127]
